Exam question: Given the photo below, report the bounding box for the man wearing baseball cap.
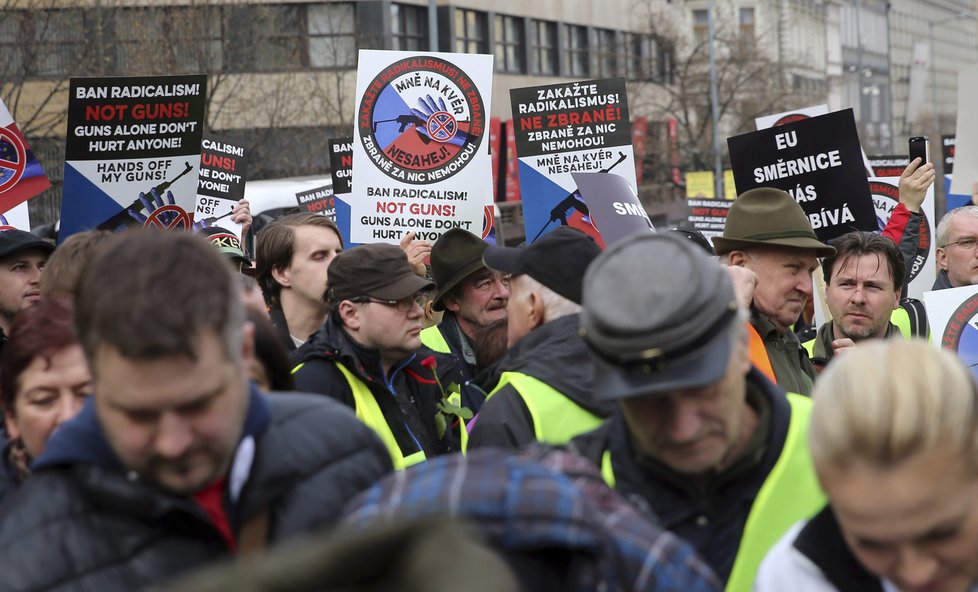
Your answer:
[569,232,824,592]
[712,187,835,396]
[0,229,54,349]
[291,243,468,469]
[421,228,510,387]
[467,227,612,449]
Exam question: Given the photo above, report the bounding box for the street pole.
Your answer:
[707,0,723,198]
[428,0,439,52]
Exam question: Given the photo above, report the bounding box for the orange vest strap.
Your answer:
[748,322,777,384]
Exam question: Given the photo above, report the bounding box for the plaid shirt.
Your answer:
[342,447,720,592]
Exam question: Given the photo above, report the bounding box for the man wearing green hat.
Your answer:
[422,229,510,388]
[713,187,835,396]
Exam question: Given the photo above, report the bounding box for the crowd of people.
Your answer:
[0,154,977,592]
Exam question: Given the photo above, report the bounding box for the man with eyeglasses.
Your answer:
[423,229,510,390]
[934,206,978,290]
[291,243,467,469]
[467,227,612,450]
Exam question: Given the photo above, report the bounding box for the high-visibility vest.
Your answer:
[420,325,451,354]
[802,300,927,357]
[482,371,604,446]
[747,323,777,384]
[600,392,825,592]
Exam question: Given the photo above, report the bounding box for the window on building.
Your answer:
[624,32,656,81]
[657,42,675,84]
[32,10,90,77]
[494,14,525,73]
[739,7,755,45]
[167,6,224,72]
[455,8,488,54]
[0,12,26,75]
[308,3,357,68]
[562,24,589,77]
[391,3,428,51]
[595,28,617,77]
[529,19,557,75]
[692,9,708,46]
[226,5,303,71]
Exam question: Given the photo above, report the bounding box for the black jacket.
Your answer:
[0,385,392,592]
[432,312,478,384]
[792,506,884,592]
[269,307,297,352]
[291,319,466,460]
[468,314,614,449]
[570,369,789,583]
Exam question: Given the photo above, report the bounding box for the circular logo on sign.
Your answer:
[942,293,978,375]
[869,180,931,284]
[145,204,192,231]
[0,128,28,194]
[359,56,485,184]
[773,113,809,127]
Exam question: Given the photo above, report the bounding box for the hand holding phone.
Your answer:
[909,136,930,164]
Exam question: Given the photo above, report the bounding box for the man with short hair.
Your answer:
[292,243,468,469]
[933,205,978,289]
[570,232,824,591]
[0,231,391,590]
[256,213,343,351]
[467,227,611,449]
[803,231,909,366]
[422,229,510,386]
[713,188,836,396]
[0,229,53,345]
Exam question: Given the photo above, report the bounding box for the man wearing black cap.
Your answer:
[570,232,824,592]
[467,227,612,449]
[713,187,835,396]
[0,229,54,349]
[291,243,468,469]
[422,229,510,386]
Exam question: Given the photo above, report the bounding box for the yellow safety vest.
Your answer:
[802,307,918,357]
[420,326,451,354]
[600,392,824,592]
[487,371,604,445]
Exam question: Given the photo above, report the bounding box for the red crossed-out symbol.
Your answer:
[0,127,28,194]
[145,204,192,231]
[427,111,458,143]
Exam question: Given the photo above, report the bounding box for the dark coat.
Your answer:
[0,386,392,592]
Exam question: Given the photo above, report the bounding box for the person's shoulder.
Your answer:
[755,521,839,592]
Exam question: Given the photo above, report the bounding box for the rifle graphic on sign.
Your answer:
[98,161,194,231]
[531,151,627,242]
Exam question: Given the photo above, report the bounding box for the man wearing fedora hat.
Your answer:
[291,243,468,469]
[569,232,824,591]
[422,229,510,386]
[712,187,835,396]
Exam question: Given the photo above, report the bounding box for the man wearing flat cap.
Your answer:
[0,229,53,350]
[291,243,468,469]
[421,228,510,389]
[713,187,835,396]
[467,227,613,449]
[570,232,824,592]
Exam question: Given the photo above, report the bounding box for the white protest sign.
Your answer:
[923,285,978,379]
[950,67,978,196]
[350,50,493,244]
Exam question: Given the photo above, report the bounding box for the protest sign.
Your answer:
[685,170,730,240]
[573,172,653,246]
[867,155,908,178]
[350,50,493,244]
[942,135,955,176]
[756,104,873,176]
[296,185,335,218]
[510,77,635,244]
[950,67,978,199]
[728,109,877,242]
[61,75,206,241]
[0,97,51,213]
[194,134,246,238]
[723,170,736,200]
[329,137,353,197]
[923,285,978,380]
[868,177,935,298]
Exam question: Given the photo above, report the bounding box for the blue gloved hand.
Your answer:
[412,94,472,147]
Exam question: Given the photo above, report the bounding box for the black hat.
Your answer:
[581,232,740,400]
[668,223,716,256]
[0,229,54,261]
[328,243,434,302]
[198,227,250,268]
[483,226,601,304]
[430,229,489,311]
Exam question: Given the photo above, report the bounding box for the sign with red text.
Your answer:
[195,134,247,238]
[510,78,635,244]
[0,96,51,213]
[350,50,493,244]
[869,176,935,298]
[61,75,206,241]
[924,284,978,381]
[296,185,335,218]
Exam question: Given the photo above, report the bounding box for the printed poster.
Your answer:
[350,50,493,244]
[728,109,877,242]
[61,75,206,241]
[573,172,654,246]
[510,78,635,245]
[755,104,874,177]
[0,96,51,213]
[869,176,935,299]
[194,134,247,238]
[923,285,978,380]
[296,185,335,218]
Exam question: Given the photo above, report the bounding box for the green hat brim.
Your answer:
[431,258,487,311]
[712,235,836,258]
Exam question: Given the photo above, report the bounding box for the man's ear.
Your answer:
[936,247,948,272]
[444,294,461,314]
[271,264,291,288]
[727,250,749,268]
[338,300,360,331]
[527,291,545,330]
